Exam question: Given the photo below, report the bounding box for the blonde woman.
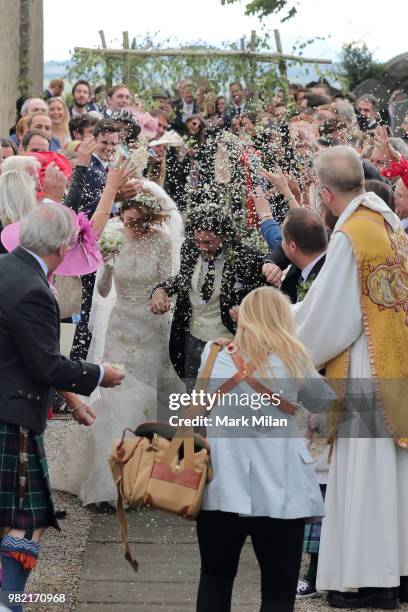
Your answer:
[195,286,334,612]
[47,97,71,147]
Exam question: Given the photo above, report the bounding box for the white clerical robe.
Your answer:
[294,192,408,591]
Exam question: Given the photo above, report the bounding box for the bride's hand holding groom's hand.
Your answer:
[150,288,171,314]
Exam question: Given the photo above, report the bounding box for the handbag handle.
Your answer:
[229,347,298,417]
[162,342,223,468]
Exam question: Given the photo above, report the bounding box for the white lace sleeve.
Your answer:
[158,231,173,282]
[97,264,114,298]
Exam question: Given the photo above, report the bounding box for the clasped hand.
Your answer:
[150,288,171,314]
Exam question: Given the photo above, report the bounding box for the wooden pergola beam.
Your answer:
[73,46,332,65]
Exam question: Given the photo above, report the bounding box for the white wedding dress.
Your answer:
[51,208,183,505]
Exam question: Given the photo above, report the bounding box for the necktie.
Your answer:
[200,259,216,303]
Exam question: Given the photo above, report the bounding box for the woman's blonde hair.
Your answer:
[2,155,41,177]
[0,170,37,226]
[234,286,315,378]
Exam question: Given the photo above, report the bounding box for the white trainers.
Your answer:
[296,578,320,598]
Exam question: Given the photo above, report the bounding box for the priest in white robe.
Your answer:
[293,146,408,609]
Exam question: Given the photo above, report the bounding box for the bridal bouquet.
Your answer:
[113,138,150,177]
[98,221,125,258]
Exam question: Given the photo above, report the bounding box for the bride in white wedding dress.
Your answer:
[51,181,183,505]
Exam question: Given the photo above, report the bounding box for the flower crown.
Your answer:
[125,191,162,213]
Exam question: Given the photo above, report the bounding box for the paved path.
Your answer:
[75,508,261,611]
[75,507,408,612]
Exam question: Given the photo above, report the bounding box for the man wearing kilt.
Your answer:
[0,204,124,610]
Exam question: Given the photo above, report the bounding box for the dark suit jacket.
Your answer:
[281,254,326,304]
[154,238,265,379]
[171,99,199,135]
[229,103,246,118]
[78,155,107,217]
[0,247,100,433]
[164,148,190,212]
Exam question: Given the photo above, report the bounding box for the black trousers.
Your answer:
[70,272,96,361]
[196,510,305,612]
[184,333,207,391]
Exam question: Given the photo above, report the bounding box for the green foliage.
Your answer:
[340,41,384,90]
[67,32,287,103]
[220,0,296,21]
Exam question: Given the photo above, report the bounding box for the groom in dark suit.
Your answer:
[0,204,124,602]
[150,205,265,384]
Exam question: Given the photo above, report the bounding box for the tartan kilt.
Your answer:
[0,423,59,531]
[303,484,326,554]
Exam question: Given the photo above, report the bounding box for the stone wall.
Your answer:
[0,0,21,135]
[0,0,43,135]
[28,0,44,97]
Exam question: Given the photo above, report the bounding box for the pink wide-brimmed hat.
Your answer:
[1,206,103,276]
[124,107,159,139]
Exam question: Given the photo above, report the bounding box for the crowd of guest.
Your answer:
[3,77,408,227]
[0,73,408,612]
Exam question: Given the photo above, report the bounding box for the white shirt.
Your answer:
[400,217,408,230]
[93,154,110,170]
[22,247,48,276]
[301,252,326,282]
[181,101,195,123]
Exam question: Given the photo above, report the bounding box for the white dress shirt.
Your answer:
[181,101,195,123]
[301,252,326,282]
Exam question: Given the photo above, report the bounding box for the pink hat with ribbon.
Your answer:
[125,107,159,139]
[1,207,103,276]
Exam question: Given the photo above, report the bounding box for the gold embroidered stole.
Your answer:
[326,206,408,449]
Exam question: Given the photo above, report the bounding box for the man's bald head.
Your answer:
[314,145,364,195]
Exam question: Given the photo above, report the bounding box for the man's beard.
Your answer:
[75,100,88,109]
